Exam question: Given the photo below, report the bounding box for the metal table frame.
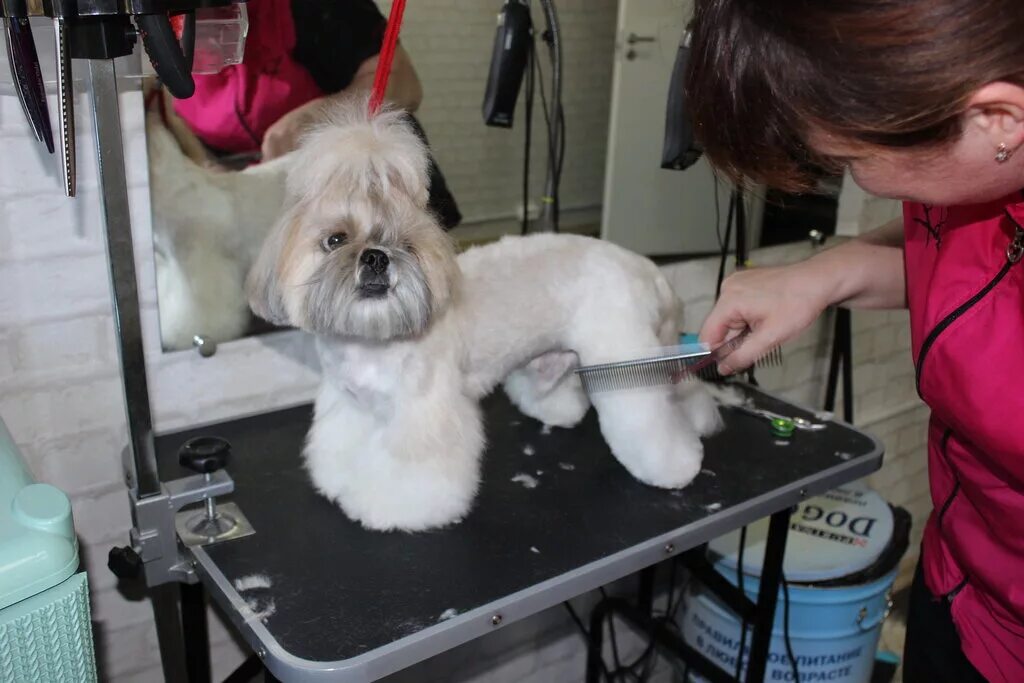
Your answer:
[171,439,877,682]
[84,56,883,683]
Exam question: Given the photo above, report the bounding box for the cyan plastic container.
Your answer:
[681,483,909,683]
[0,416,97,682]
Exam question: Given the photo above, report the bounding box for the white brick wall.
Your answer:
[0,11,926,682]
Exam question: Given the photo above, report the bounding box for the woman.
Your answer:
[685,1,1024,681]
[166,0,460,227]
[174,0,421,160]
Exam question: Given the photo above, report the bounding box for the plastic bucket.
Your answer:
[680,484,910,683]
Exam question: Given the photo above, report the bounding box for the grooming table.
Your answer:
[155,384,882,683]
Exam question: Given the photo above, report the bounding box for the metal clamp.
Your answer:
[129,470,253,586]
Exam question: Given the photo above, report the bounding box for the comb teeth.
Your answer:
[576,346,784,394]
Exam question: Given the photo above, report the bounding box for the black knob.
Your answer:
[178,436,232,474]
[108,545,143,579]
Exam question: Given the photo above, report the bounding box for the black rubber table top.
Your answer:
[155,384,880,676]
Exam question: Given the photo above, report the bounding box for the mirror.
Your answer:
[144,0,830,353]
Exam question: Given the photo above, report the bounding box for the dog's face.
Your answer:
[247,101,459,341]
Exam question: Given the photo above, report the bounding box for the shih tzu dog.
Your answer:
[247,98,724,532]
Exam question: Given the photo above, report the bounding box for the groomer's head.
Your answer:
[686,0,1024,205]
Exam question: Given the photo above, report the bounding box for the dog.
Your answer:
[246,98,724,532]
[146,105,289,351]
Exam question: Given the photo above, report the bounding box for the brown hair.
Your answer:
[685,0,1024,191]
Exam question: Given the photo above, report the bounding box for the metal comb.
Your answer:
[575,331,783,394]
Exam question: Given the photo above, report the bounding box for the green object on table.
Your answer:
[0,416,97,681]
[770,417,797,438]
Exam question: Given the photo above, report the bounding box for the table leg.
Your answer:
[744,510,791,683]
[638,565,656,613]
[585,599,609,683]
[181,582,211,683]
[150,584,189,682]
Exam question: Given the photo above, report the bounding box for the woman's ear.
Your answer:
[965,82,1024,154]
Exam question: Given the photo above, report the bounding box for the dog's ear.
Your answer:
[246,211,295,327]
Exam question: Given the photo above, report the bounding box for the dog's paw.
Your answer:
[593,391,705,489]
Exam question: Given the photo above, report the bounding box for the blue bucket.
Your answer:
[680,484,910,683]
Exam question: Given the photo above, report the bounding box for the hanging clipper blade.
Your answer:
[54,16,75,196]
[3,1,54,153]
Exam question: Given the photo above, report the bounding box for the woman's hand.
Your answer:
[700,261,835,374]
[262,98,323,161]
[699,218,907,374]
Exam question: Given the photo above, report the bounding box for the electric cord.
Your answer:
[531,38,564,232]
[521,41,535,235]
[715,192,736,301]
[563,600,614,682]
[713,176,723,250]
[599,587,626,675]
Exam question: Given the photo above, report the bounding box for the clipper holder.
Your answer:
[0,3,256,681]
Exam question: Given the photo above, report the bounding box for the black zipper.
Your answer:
[945,576,969,603]
[936,429,959,528]
[915,217,1024,396]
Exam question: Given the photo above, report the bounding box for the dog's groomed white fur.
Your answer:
[247,98,724,532]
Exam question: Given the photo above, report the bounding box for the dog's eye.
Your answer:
[321,233,347,252]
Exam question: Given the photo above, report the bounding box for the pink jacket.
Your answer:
[172,0,323,153]
[904,191,1024,682]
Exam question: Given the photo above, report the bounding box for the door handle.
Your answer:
[627,33,657,45]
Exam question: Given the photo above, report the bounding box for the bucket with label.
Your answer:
[680,482,911,683]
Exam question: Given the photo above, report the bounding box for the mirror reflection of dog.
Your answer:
[247,97,726,532]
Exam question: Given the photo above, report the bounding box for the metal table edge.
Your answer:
[190,445,885,683]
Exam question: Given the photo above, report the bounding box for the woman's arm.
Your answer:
[346,45,424,112]
[699,217,905,373]
[808,218,906,309]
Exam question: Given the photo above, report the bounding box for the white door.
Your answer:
[601,0,735,256]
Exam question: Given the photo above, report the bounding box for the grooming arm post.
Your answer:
[88,56,191,683]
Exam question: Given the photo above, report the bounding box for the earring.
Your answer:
[996,143,1013,163]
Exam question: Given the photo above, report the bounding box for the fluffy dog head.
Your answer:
[246,98,459,341]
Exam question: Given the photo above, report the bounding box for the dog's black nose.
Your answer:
[360,249,390,274]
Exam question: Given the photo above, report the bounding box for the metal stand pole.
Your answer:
[824,308,854,423]
[89,57,189,682]
[584,509,792,682]
[181,582,212,683]
[744,510,791,683]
